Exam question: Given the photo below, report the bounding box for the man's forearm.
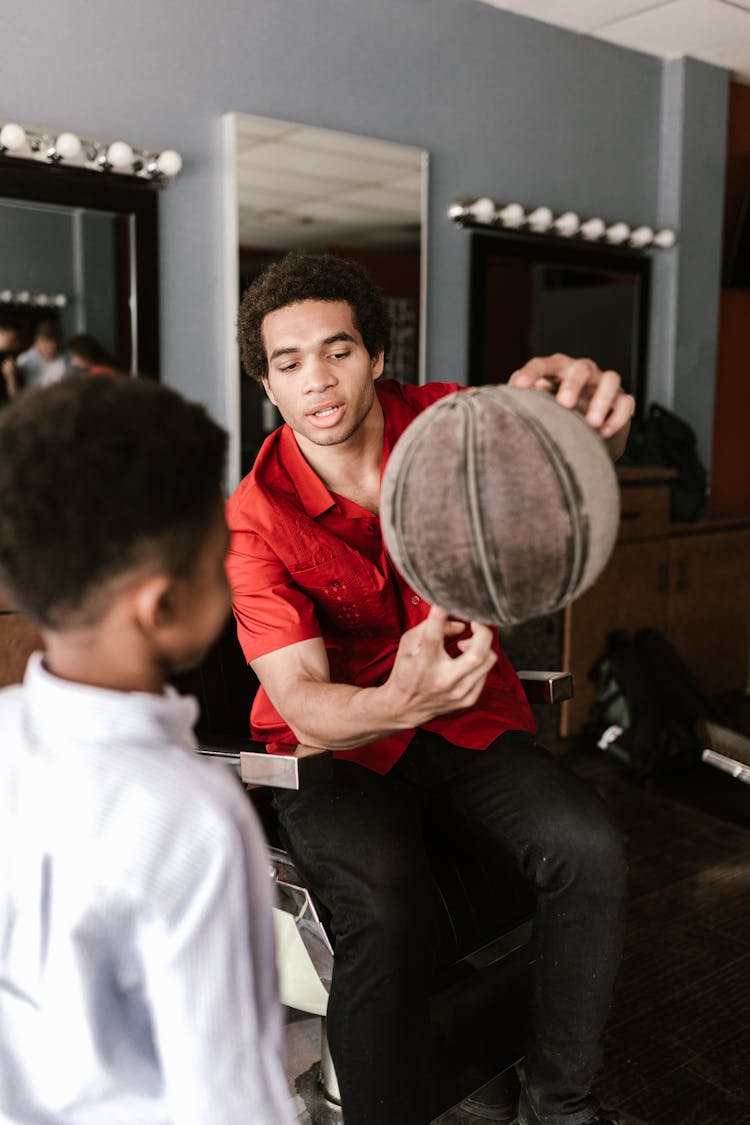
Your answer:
[273,677,413,751]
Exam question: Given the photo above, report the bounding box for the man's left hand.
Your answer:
[508,353,634,460]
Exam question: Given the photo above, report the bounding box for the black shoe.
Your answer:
[514,1087,621,1125]
[456,1067,520,1121]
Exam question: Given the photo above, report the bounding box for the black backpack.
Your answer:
[589,629,724,785]
[620,403,708,521]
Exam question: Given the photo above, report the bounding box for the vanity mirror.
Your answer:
[467,231,651,409]
[0,157,160,379]
[223,112,428,483]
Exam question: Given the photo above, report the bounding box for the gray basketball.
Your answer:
[380,386,620,626]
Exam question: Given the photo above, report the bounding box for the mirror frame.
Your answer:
[0,158,160,378]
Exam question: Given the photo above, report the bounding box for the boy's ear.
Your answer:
[131,572,178,634]
[261,376,277,406]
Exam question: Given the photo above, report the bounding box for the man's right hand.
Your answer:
[251,608,496,751]
[384,606,497,727]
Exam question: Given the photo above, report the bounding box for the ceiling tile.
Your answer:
[337,185,422,215]
[475,1,666,33]
[290,125,424,169]
[284,197,411,225]
[235,157,353,194]
[241,139,406,185]
[476,0,750,82]
[597,0,750,77]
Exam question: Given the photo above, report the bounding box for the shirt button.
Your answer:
[411,595,420,605]
[367,523,377,533]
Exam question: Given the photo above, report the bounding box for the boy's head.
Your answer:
[33,319,62,362]
[237,251,391,383]
[0,376,228,656]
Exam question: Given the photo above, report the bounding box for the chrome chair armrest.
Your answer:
[196,736,332,790]
[240,743,333,790]
[517,670,574,705]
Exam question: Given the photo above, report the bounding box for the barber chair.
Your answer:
[173,620,573,1122]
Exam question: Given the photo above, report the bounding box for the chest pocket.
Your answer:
[290,554,387,632]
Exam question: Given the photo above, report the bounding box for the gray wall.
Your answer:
[0,0,728,465]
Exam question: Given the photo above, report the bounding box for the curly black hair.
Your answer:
[0,375,227,629]
[237,251,391,383]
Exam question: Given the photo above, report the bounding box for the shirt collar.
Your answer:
[278,425,338,519]
[23,652,200,754]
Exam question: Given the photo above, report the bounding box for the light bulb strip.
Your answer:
[0,120,182,183]
[448,196,676,250]
[0,288,67,309]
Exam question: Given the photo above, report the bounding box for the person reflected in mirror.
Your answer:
[16,318,68,388]
[0,376,294,1125]
[0,321,22,405]
[68,332,118,377]
[229,252,632,1125]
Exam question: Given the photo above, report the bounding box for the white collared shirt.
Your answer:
[0,654,294,1125]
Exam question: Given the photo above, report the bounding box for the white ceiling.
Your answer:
[477,0,750,84]
[234,114,424,250]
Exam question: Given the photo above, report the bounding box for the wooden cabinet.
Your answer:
[0,598,43,688]
[666,527,750,696]
[559,470,750,738]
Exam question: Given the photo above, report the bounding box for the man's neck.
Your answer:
[294,395,385,514]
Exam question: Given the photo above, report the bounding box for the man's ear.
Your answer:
[131,572,177,635]
[261,376,278,406]
[371,351,385,381]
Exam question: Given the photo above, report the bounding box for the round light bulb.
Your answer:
[106,141,134,169]
[605,221,631,245]
[629,225,654,249]
[580,217,606,241]
[16,291,30,304]
[447,201,468,220]
[653,228,676,249]
[0,122,27,151]
[554,210,580,237]
[156,149,183,177]
[527,205,554,233]
[469,197,496,224]
[55,131,82,160]
[498,203,525,229]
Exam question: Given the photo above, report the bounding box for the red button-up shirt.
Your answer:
[225,379,535,774]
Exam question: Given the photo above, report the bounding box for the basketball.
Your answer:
[380,386,620,626]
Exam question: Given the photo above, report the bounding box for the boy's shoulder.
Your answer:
[0,682,29,749]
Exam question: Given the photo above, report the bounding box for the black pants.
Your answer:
[273,730,628,1125]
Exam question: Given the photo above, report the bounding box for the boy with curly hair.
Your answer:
[0,376,293,1125]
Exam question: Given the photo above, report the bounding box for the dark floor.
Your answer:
[567,747,750,1125]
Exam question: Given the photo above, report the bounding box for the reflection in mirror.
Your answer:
[468,233,650,410]
[0,198,128,380]
[0,159,159,403]
[224,112,427,480]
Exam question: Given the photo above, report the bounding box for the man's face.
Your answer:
[261,299,384,449]
[36,337,60,362]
